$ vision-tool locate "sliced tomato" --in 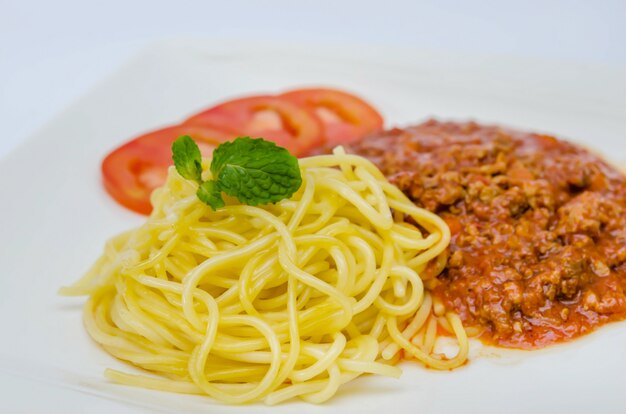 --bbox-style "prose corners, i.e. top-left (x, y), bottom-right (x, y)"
top-left (279, 88), bottom-right (384, 147)
top-left (102, 125), bottom-right (233, 215)
top-left (184, 95), bottom-right (324, 156)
